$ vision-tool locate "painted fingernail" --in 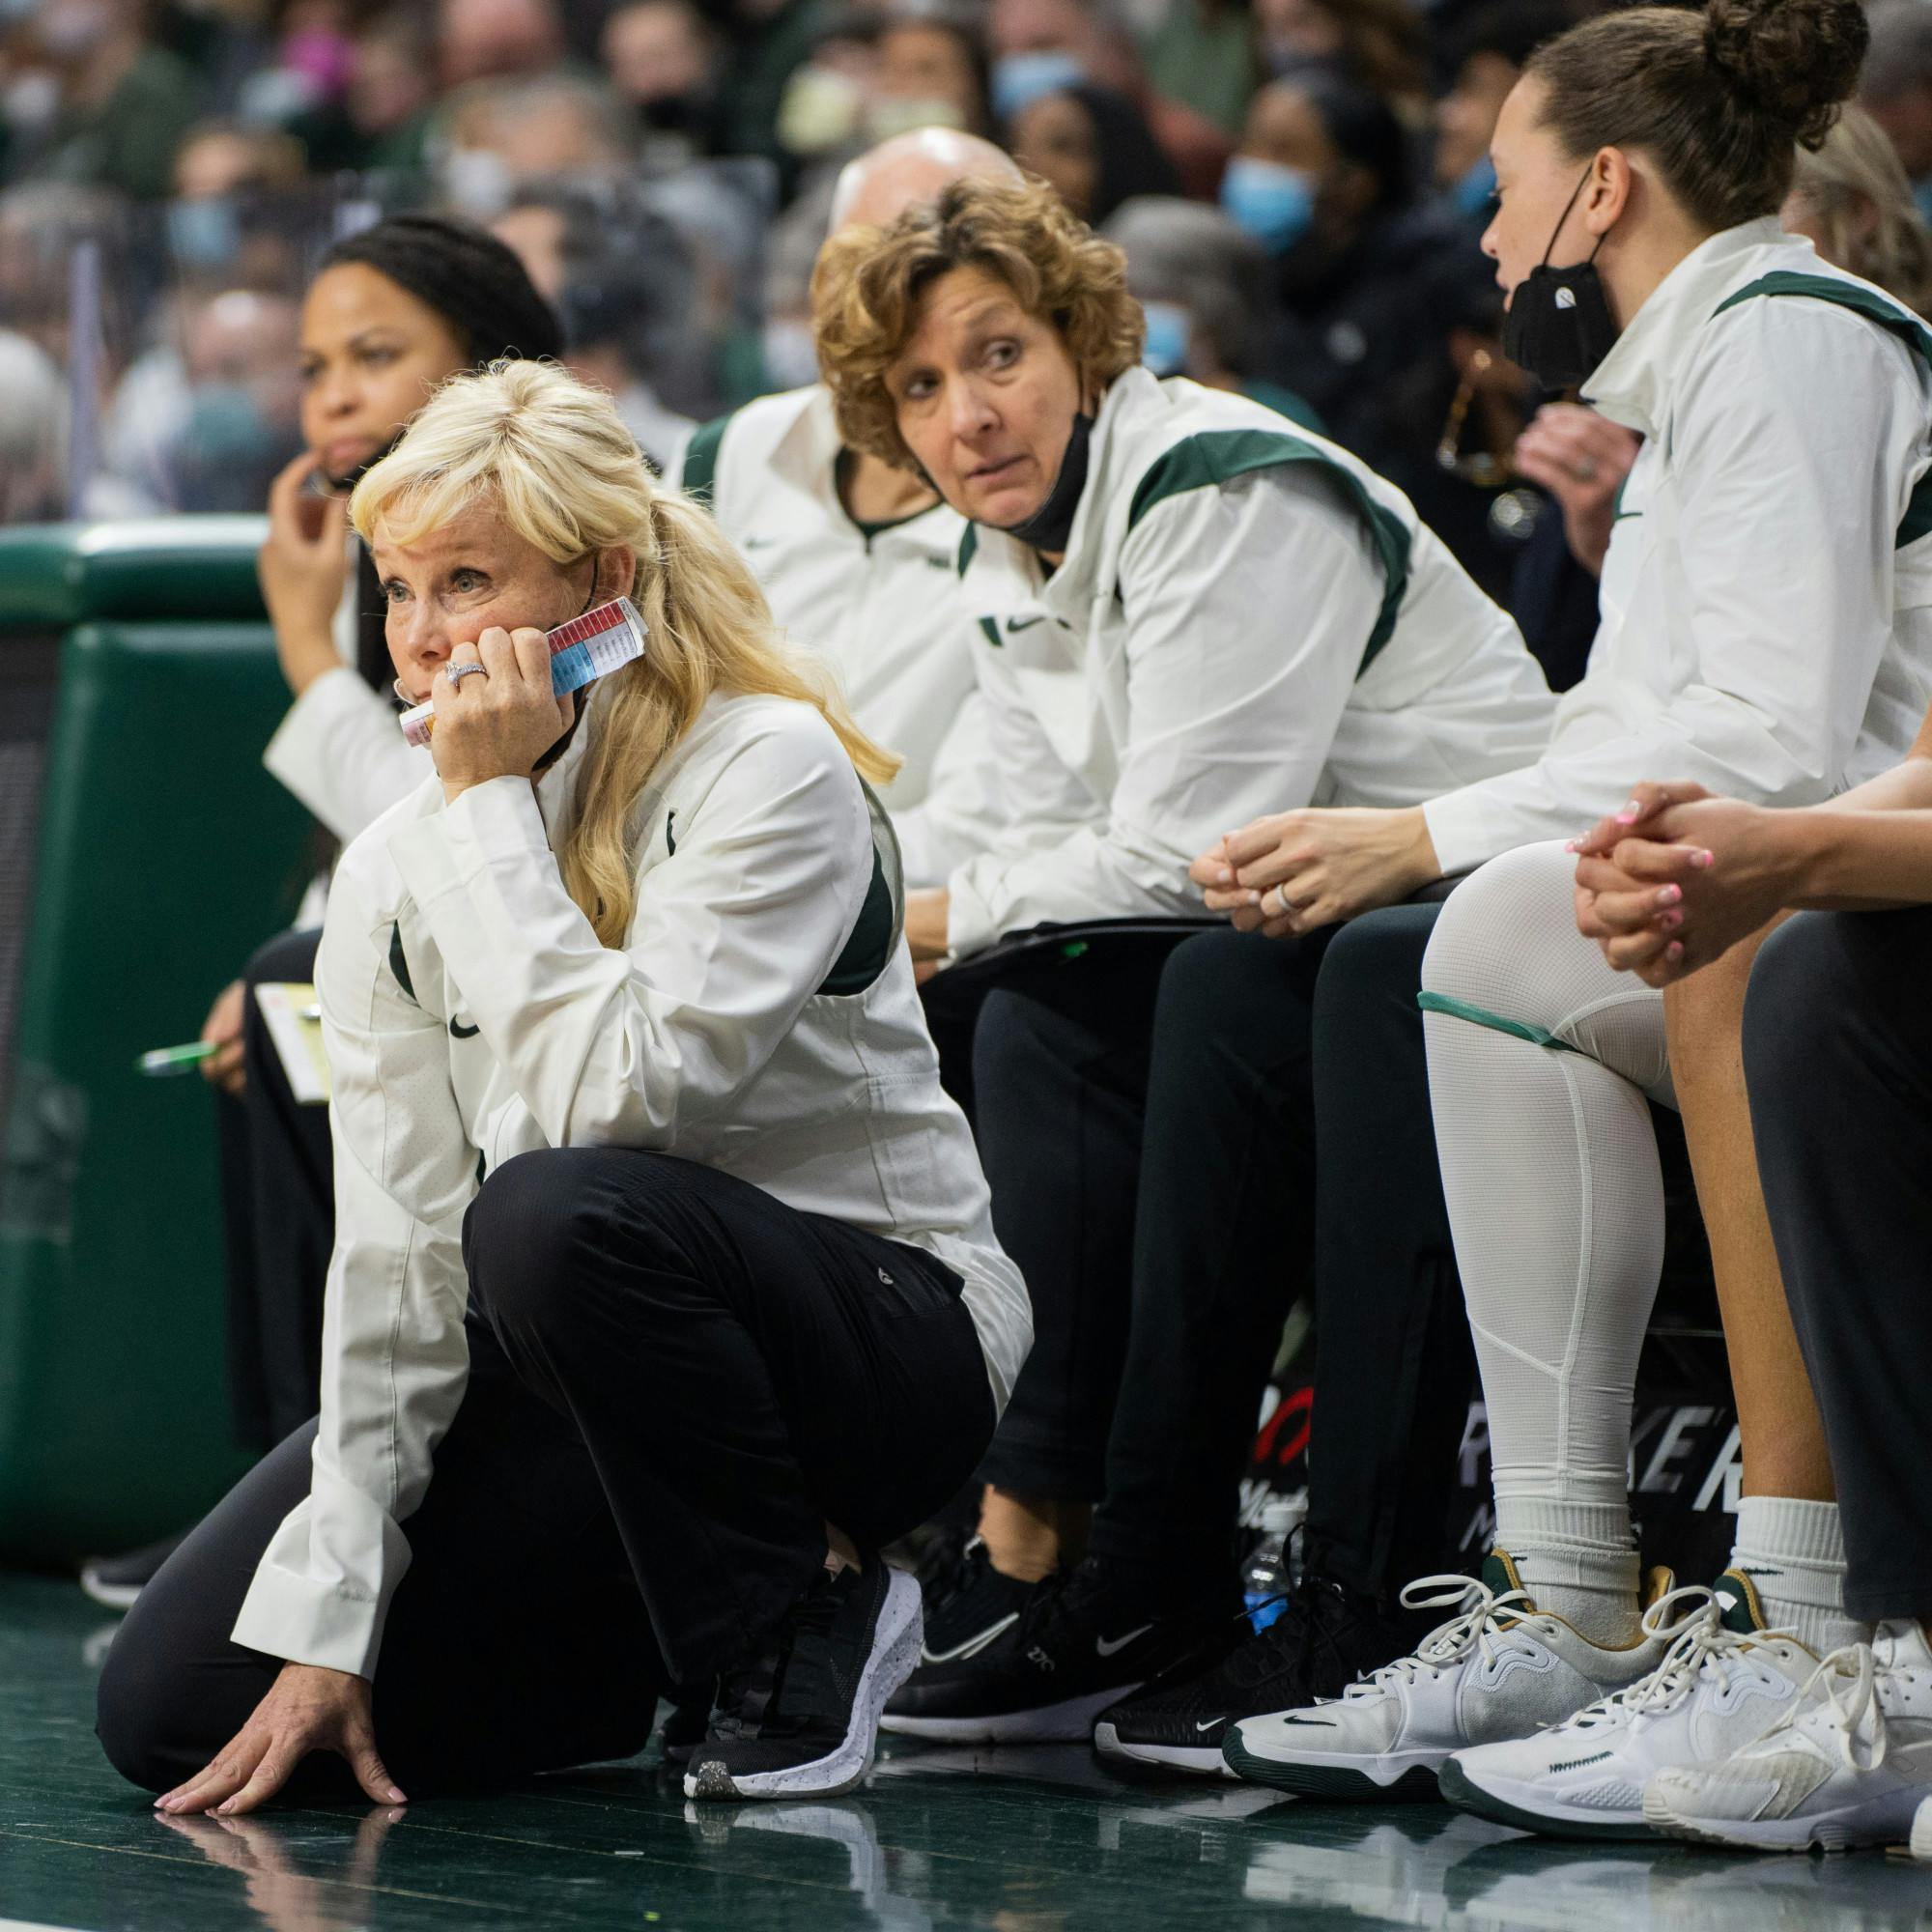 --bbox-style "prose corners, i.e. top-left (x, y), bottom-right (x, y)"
top-left (1658, 885), bottom-right (1682, 906)
top-left (1246, 891), bottom-right (1262, 905)
top-left (1661, 910), bottom-right (1683, 930)
top-left (1667, 941), bottom-right (1685, 960)
top-left (1694, 849), bottom-right (1715, 868)
top-left (1564, 840), bottom-right (1579, 854)
top-left (387, 1787), bottom-right (407, 1803)
top-left (1215, 867), bottom-right (1233, 885)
